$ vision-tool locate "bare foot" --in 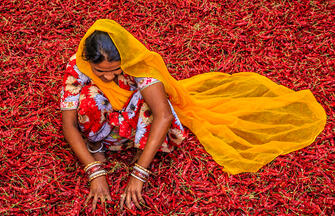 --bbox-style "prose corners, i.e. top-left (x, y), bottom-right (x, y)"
top-left (130, 149), bottom-right (143, 164)
top-left (93, 151), bottom-right (107, 163)
top-left (86, 140), bottom-right (107, 163)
